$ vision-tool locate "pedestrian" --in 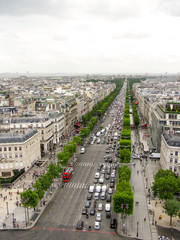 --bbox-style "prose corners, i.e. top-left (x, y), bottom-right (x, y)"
top-left (155, 201), bottom-right (157, 207)
top-left (155, 220), bottom-right (157, 226)
top-left (144, 217), bottom-right (146, 221)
